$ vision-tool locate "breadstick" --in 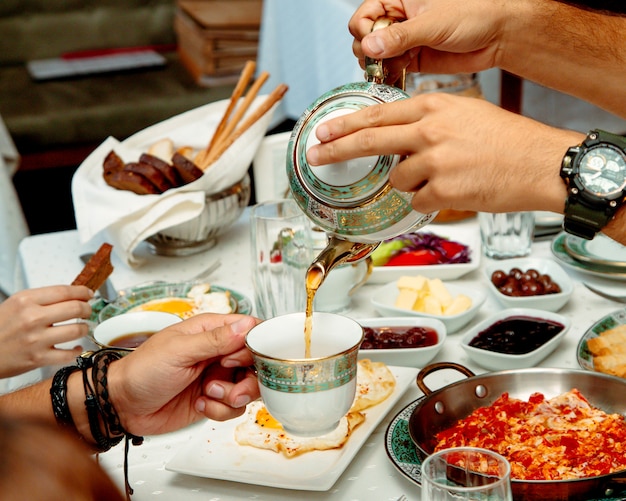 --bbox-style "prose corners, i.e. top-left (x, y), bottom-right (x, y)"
top-left (203, 83), bottom-right (289, 168)
top-left (201, 71), bottom-right (270, 169)
top-left (195, 60), bottom-right (256, 166)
